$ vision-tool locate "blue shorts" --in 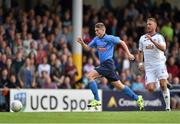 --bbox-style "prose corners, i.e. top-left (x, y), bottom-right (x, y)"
top-left (95, 59), bottom-right (120, 82)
